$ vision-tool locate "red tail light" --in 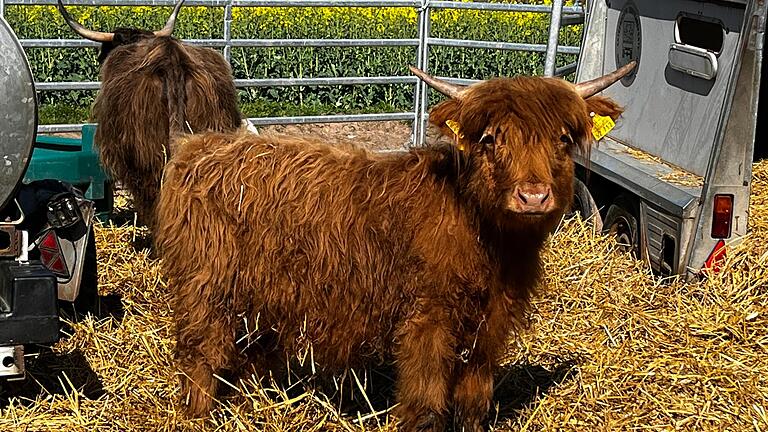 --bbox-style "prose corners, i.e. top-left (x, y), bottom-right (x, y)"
top-left (711, 194), bottom-right (733, 238)
top-left (702, 239), bottom-right (727, 275)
